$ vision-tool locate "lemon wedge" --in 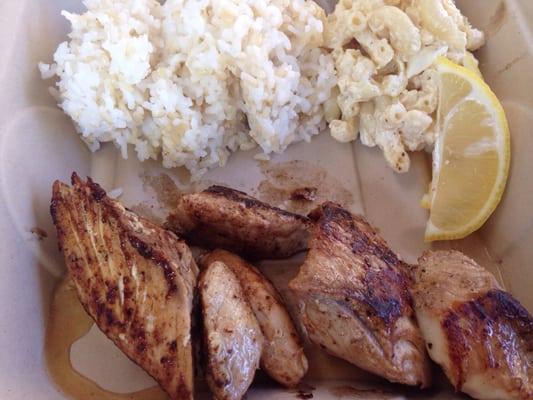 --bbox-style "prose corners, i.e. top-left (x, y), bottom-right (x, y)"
top-left (424, 57), bottom-right (510, 242)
